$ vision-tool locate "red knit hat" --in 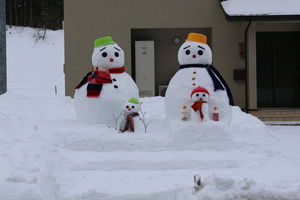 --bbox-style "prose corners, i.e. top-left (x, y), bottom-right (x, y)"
top-left (191, 86), bottom-right (210, 97)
